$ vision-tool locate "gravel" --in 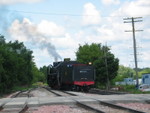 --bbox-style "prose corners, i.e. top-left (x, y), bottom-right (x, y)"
top-left (32, 105), bottom-right (93, 113)
top-left (117, 103), bottom-right (150, 113)
top-left (85, 103), bottom-right (129, 113)
top-left (30, 87), bottom-right (56, 97)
